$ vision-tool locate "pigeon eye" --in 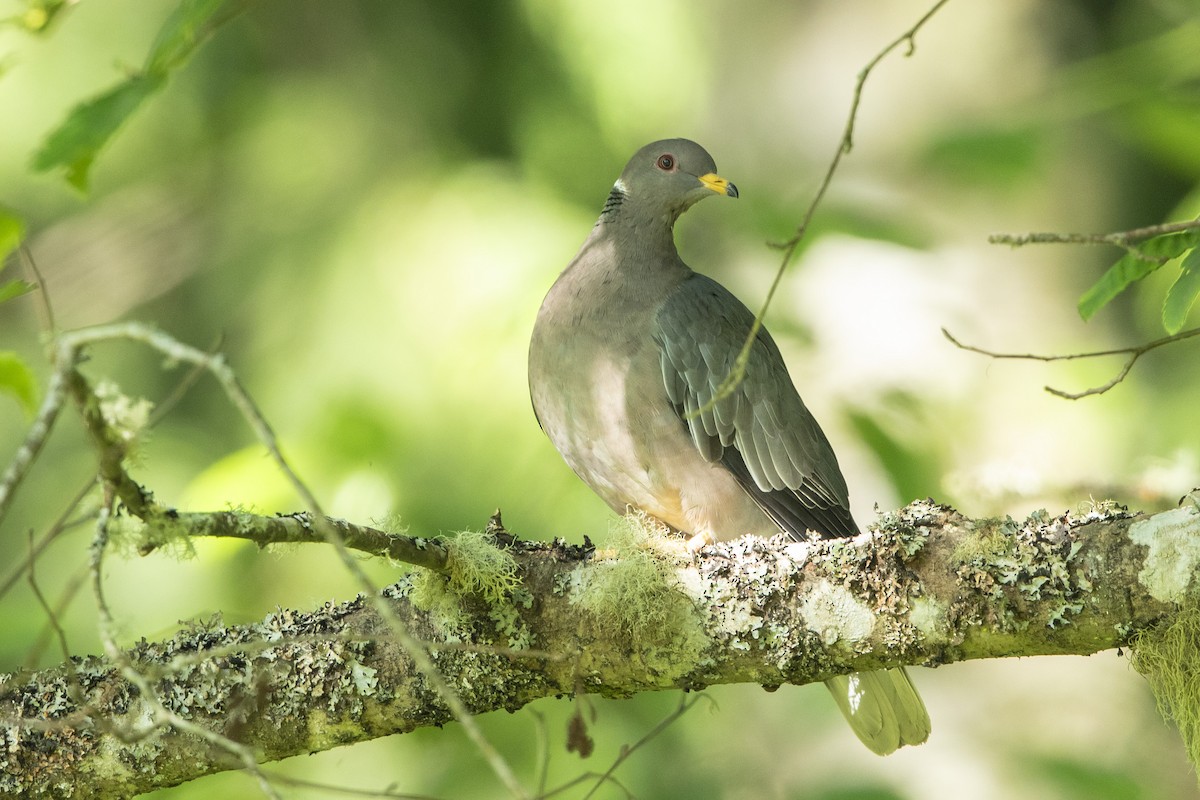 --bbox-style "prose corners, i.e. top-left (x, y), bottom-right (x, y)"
top-left (656, 154), bottom-right (675, 171)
